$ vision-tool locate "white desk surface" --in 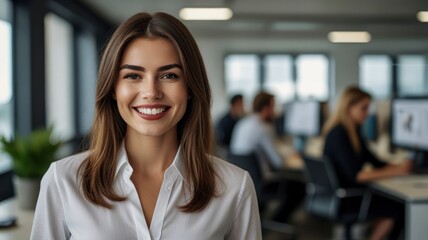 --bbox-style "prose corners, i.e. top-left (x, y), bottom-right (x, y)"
top-left (0, 198), bottom-right (34, 240)
top-left (371, 174), bottom-right (428, 203)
